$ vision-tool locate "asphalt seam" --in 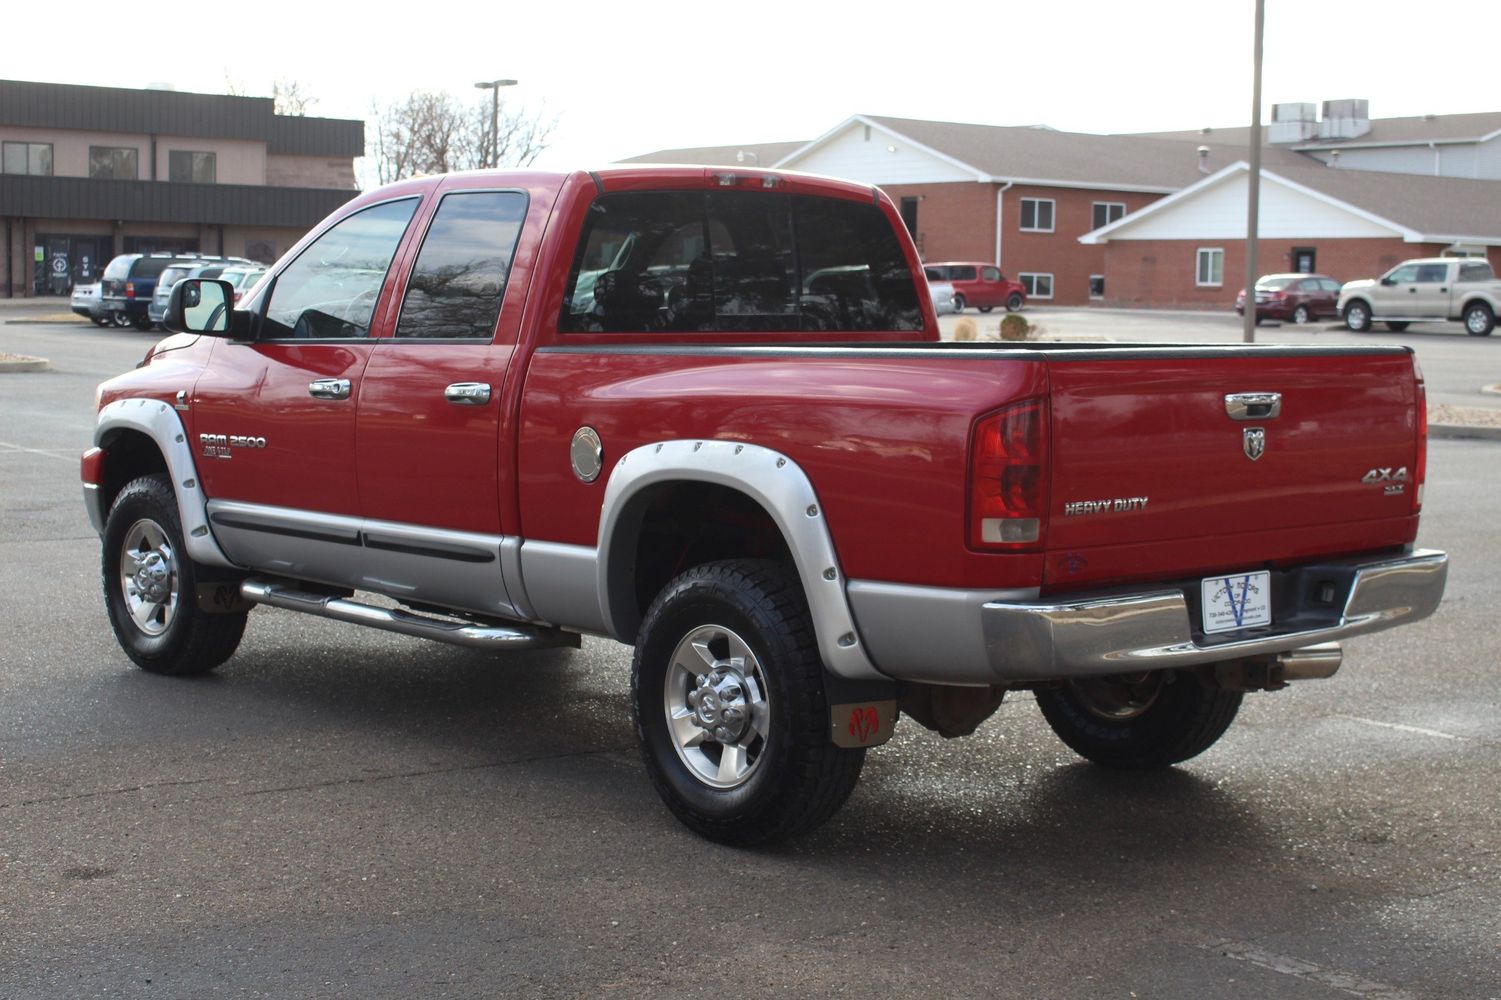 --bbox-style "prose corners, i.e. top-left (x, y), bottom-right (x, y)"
top-left (0, 746), bottom-right (638, 811)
